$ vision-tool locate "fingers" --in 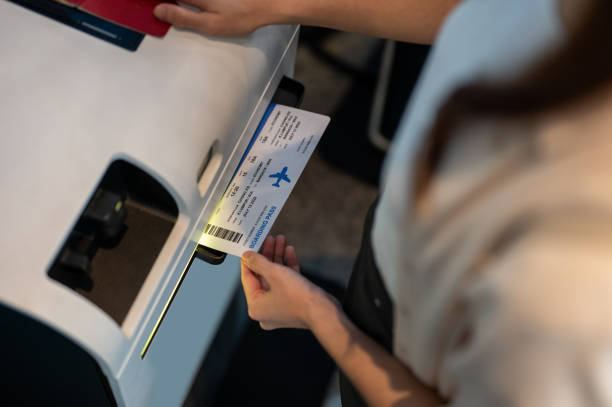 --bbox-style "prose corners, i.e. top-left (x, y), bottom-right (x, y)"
top-left (259, 321), bottom-right (273, 331)
top-left (240, 259), bottom-right (263, 303)
top-left (260, 235), bottom-right (300, 271)
top-left (174, 0), bottom-right (206, 8)
top-left (285, 245), bottom-right (300, 273)
top-left (154, 3), bottom-right (218, 33)
top-left (242, 251), bottom-right (276, 277)
top-left (154, 4), bottom-right (198, 28)
top-left (261, 235), bottom-right (275, 261)
top-left (257, 274), bottom-right (271, 291)
top-left (274, 235), bottom-right (286, 264)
